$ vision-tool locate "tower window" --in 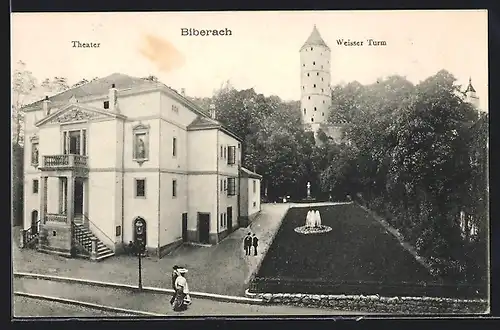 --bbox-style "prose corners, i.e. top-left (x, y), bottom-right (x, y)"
top-left (313, 61), bottom-right (315, 65)
top-left (303, 64), bottom-right (305, 67)
top-left (308, 96), bottom-right (310, 100)
top-left (321, 65), bottom-right (323, 69)
top-left (313, 84), bottom-right (316, 88)
top-left (302, 86), bottom-right (305, 89)
top-left (322, 113), bottom-right (325, 116)
top-left (314, 107), bottom-right (317, 111)
top-left (311, 47), bottom-right (313, 51)
top-left (322, 89), bottom-right (324, 92)
top-left (307, 73), bottom-right (310, 77)
top-left (322, 78), bottom-right (324, 81)
top-left (323, 100), bottom-right (325, 104)
top-left (317, 72), bottom-right (319, 76)
top-left (311, 118), bottom-right (314, 122)
top-left (303, 109), bottom-right (306, 115)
